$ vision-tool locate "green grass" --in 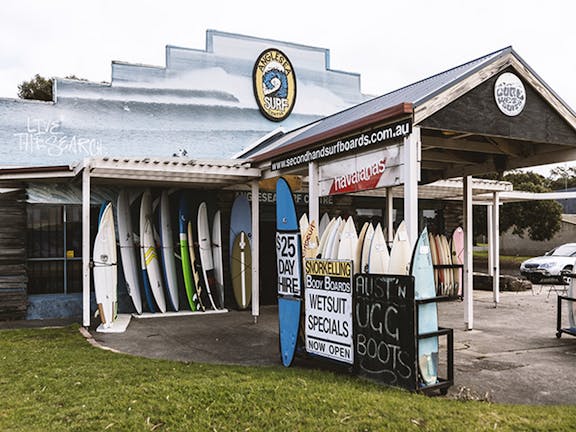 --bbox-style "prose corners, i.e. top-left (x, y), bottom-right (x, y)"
top-left (473, 249), bottom-right (531, 265)
top-left (2, 326), bottom-right (575, 431)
